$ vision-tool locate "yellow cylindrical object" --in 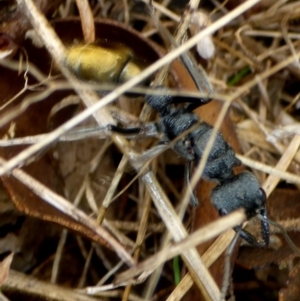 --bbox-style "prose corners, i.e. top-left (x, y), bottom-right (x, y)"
top-left (66, 44), bottom-right (133, 83)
